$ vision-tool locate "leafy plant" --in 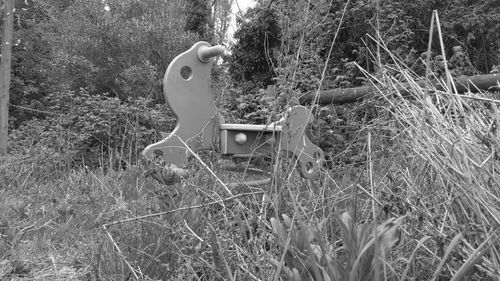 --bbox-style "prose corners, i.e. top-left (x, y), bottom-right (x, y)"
top-left (270, 212), bottom-right (402, 281)
top-left (9, 0), bottom-right (203, 129)
top-left (9, 89), bottom-right (173, 172)
top-left (222, 82), bottom-right (276, 124)
top-left (228, 6), bottom-right (281, 87)
top-left (184, 0), bottom-right (213, 41)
